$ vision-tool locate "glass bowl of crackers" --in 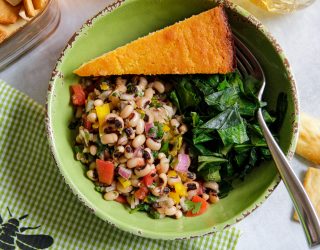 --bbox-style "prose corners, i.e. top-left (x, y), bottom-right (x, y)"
top-left (0, 0), bottom-right (60, 70)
